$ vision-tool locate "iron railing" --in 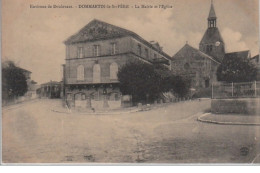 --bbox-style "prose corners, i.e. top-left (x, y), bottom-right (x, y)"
top-left (212, 81), bottom-right (260, 99)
